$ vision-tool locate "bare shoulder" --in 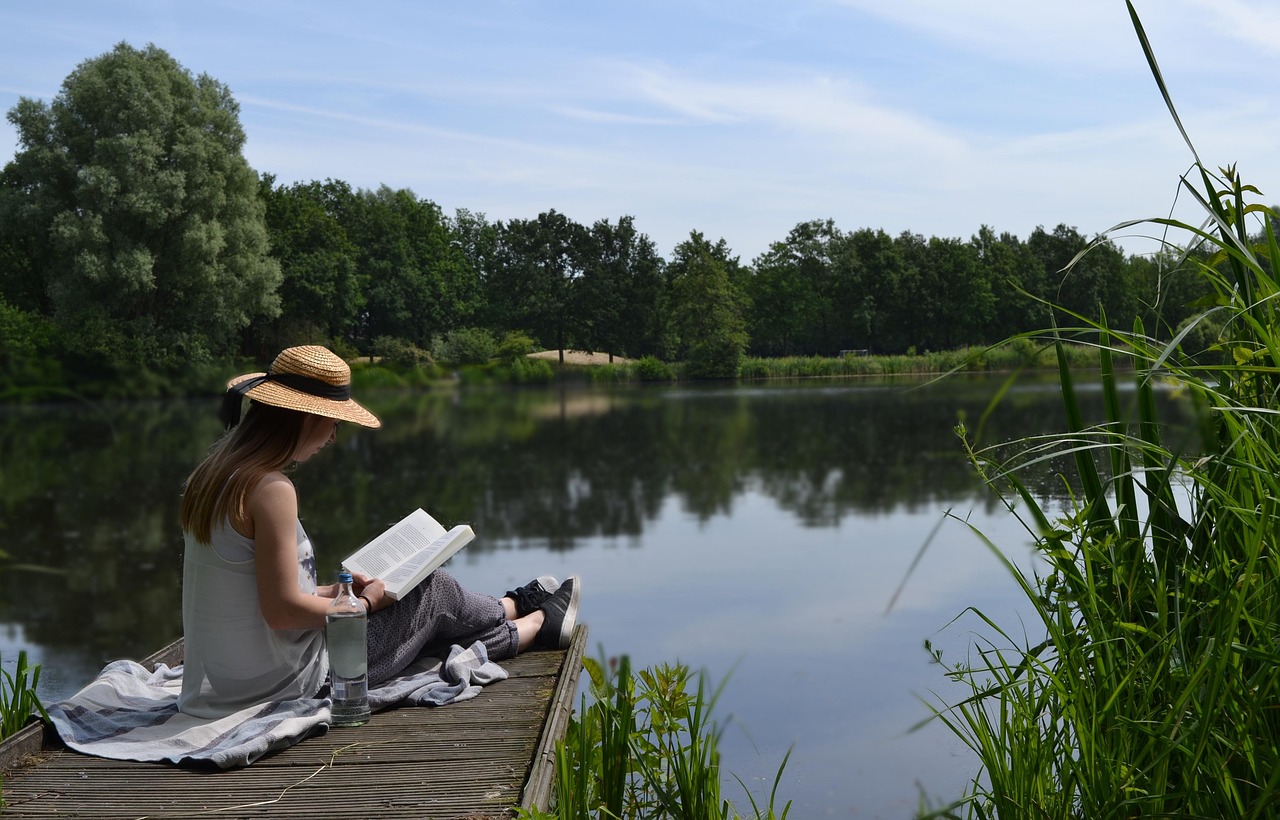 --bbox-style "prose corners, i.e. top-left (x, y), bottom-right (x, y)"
top-left (247, 471), bottom-right (298, 520)
top-left (253, 471), bottom-right (296, 497)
